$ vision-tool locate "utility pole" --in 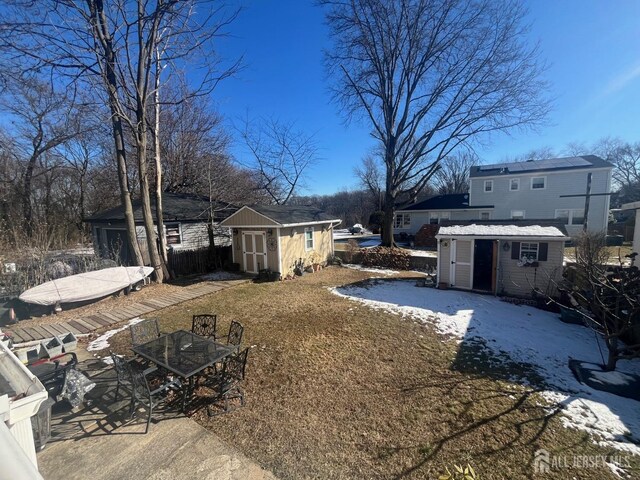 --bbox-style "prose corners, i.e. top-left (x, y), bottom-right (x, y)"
top-left (559, 173), bottom-right (612, 232)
